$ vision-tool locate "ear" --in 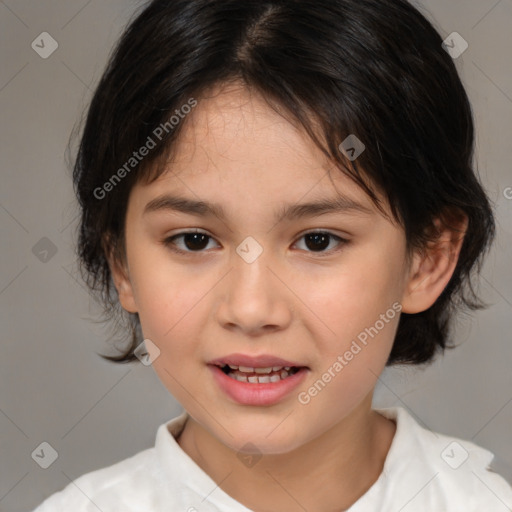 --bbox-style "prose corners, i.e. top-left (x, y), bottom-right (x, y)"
top-left (401, 212), bottom-right (468, 314)
top-left (103, 235), bottom-right (138, 314)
